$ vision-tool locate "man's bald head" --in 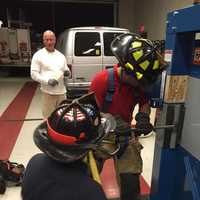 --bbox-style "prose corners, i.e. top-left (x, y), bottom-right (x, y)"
top-left (43, 30), bottom-right (56, 52)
